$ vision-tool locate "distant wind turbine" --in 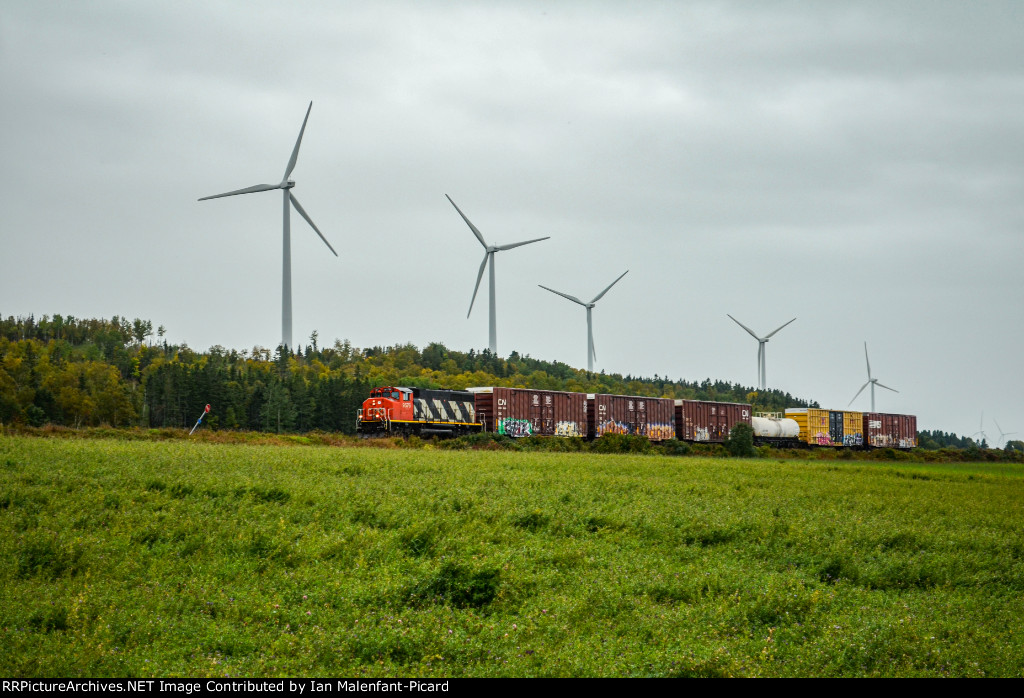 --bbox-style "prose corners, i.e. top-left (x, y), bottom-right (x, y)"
top-left (539, 270), bottom-right (628, 372)
top-left (199, 102), bottom-right (337, 350)
top-left (727, 315), bottom-right (796, 390)
top-left (446, 195), bottom-right (549, 354)
top-left (848, 342), bottom-right (898, 412)
top-left (994, 420), bottom-right (1017, 448)
top-left (973, 412), bottom-right (989, 447)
